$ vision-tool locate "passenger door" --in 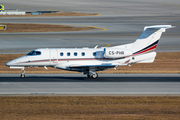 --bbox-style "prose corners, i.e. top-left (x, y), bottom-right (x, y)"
top-left (50, 49), bottom-right (58, 65)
